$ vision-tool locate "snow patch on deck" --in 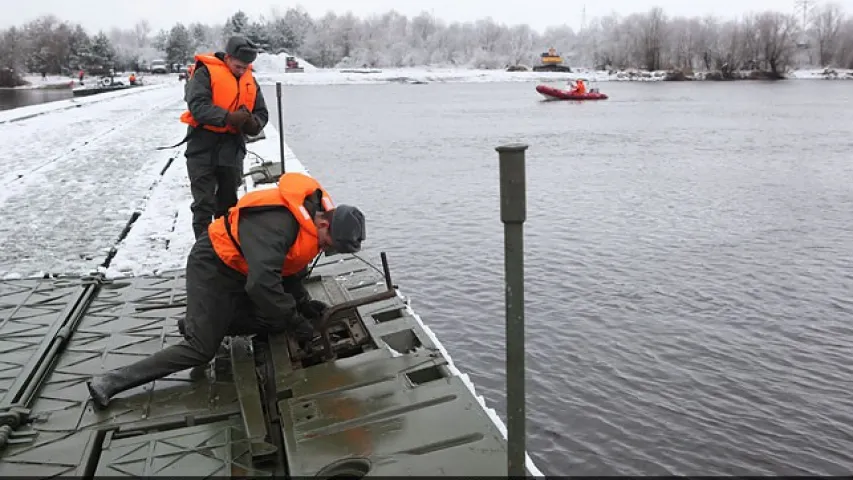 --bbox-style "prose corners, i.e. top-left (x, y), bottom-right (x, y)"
top-left (104, 124), bottom-right (307, 278)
